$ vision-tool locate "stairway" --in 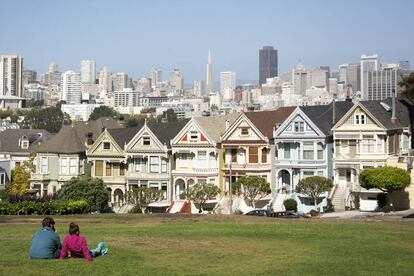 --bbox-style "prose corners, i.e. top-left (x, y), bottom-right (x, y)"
top-left (331, 186), bottom-right (347, 211)
top-left (272, 193), bottom-right (289, 211)
top-left (168, 200), bottom-right (187, 213)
